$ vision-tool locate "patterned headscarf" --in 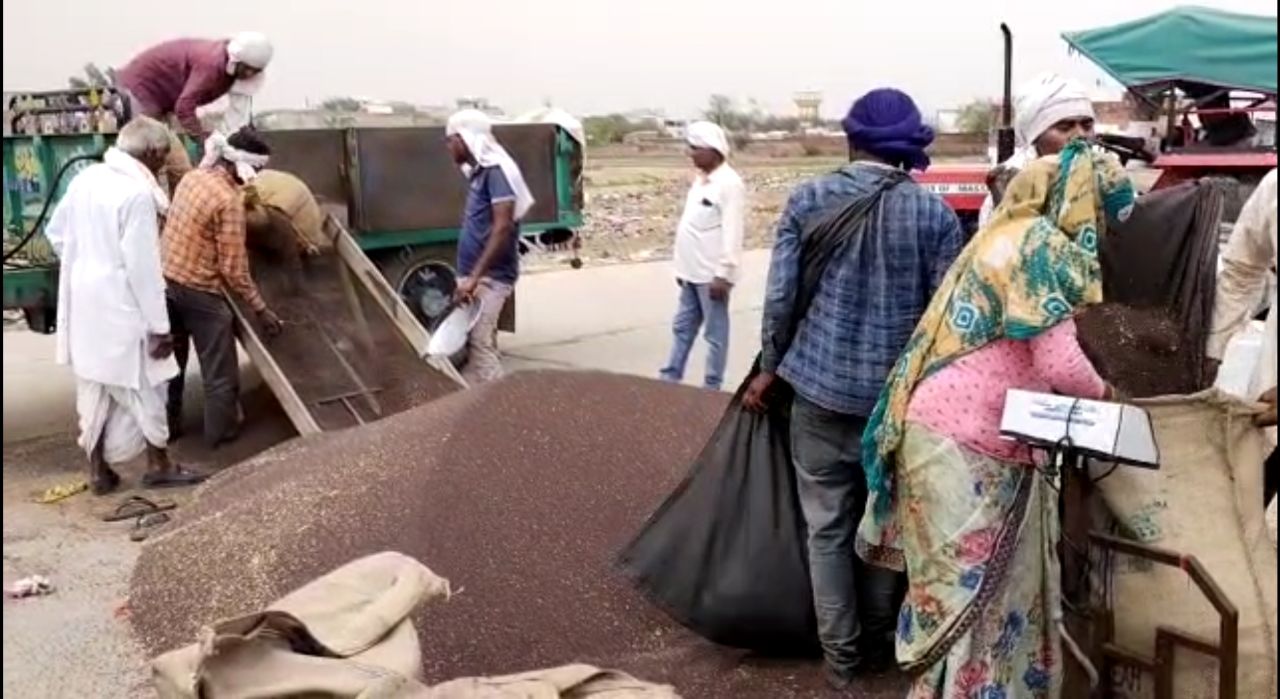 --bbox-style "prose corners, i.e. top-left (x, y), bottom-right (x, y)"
top-left (862, 140), bottom-right (1135, 505)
